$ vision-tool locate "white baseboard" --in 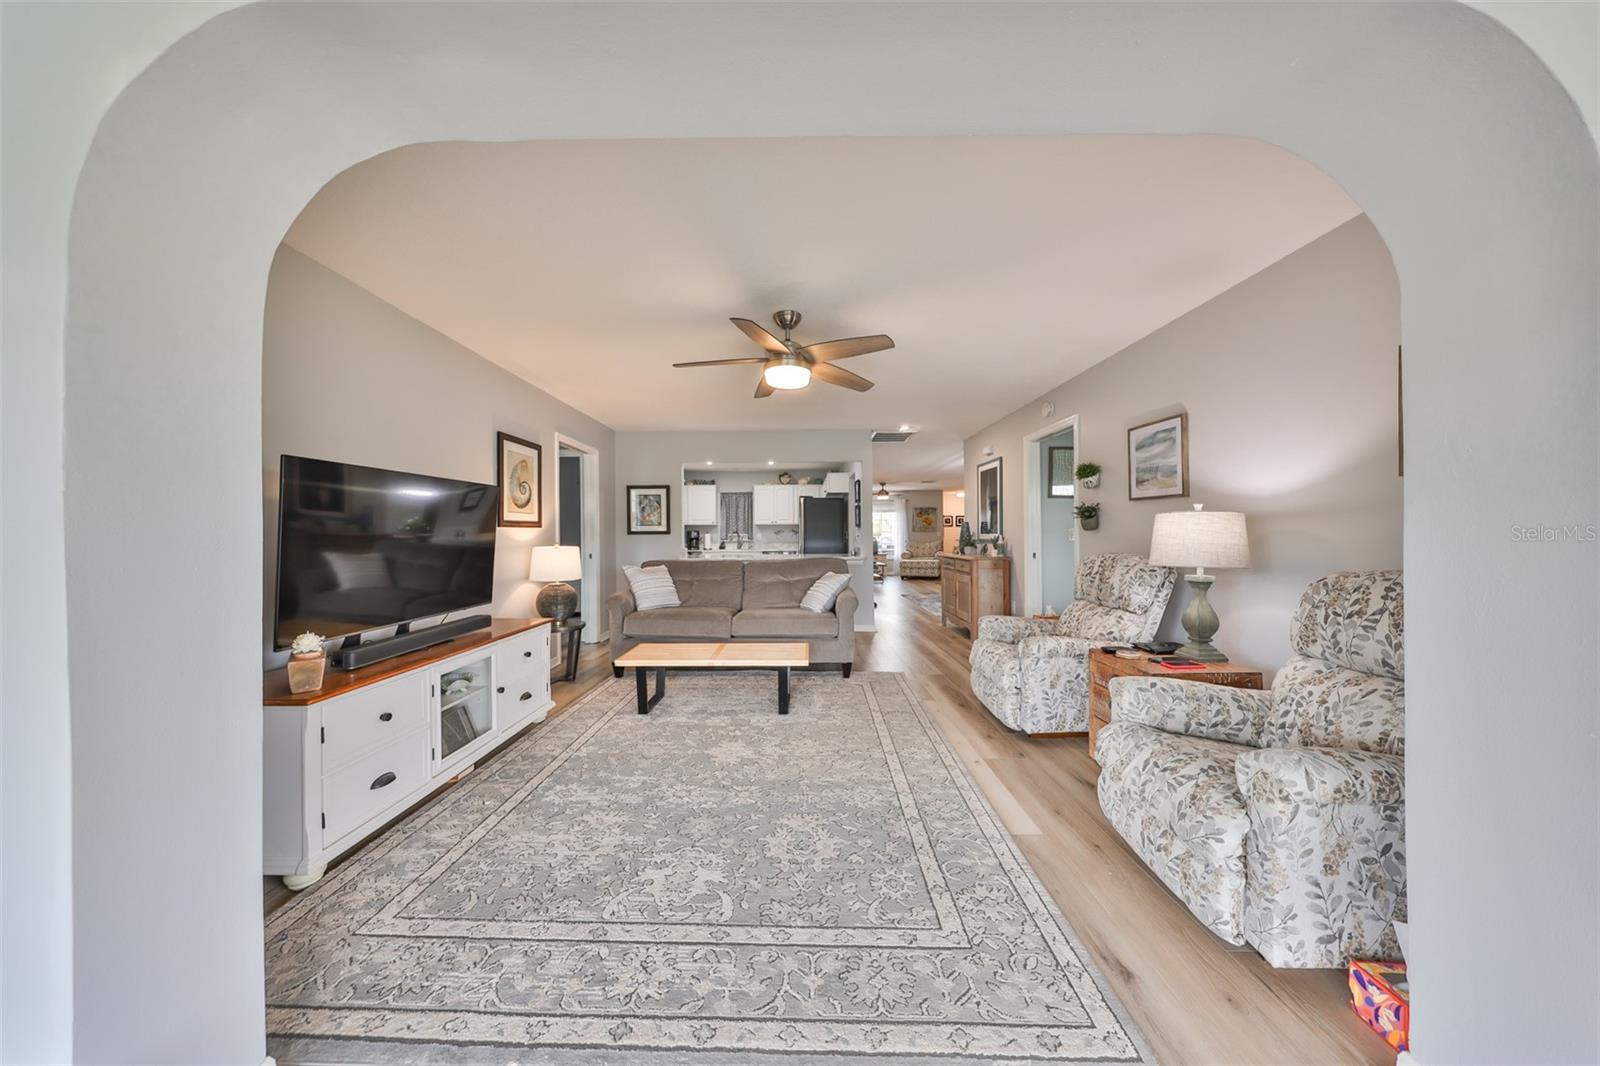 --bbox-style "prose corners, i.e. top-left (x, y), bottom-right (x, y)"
top-left (856, 624), bottom-right (877, 632)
